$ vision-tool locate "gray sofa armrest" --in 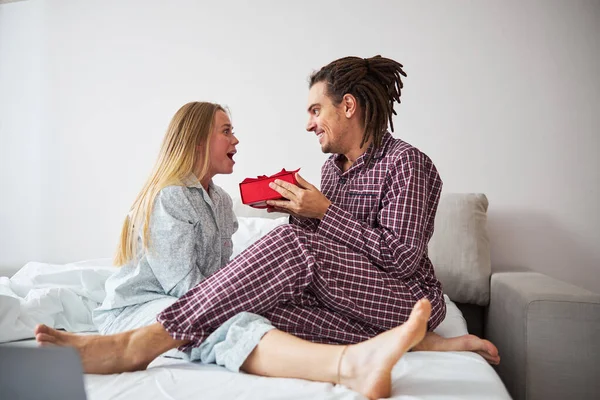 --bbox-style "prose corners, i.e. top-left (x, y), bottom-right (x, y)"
top-left (486, 272), bottom-right (600, 400)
